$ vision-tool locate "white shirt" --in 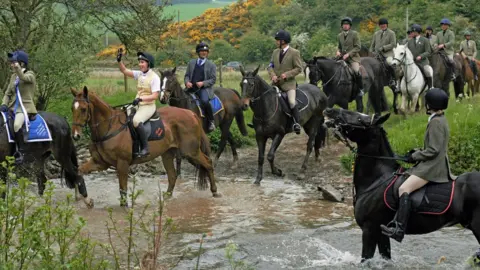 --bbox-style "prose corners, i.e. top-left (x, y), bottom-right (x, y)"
top-left (428, 113), bottom-right (437, 122)
top-left (132, 69), bottom-right (161, 93)
top-left (197, 58), bottom-right (206, 66)
top-left (415, 36), bottom-right (421, 43)
top-left (282, 45), bottom-right (290, 54)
